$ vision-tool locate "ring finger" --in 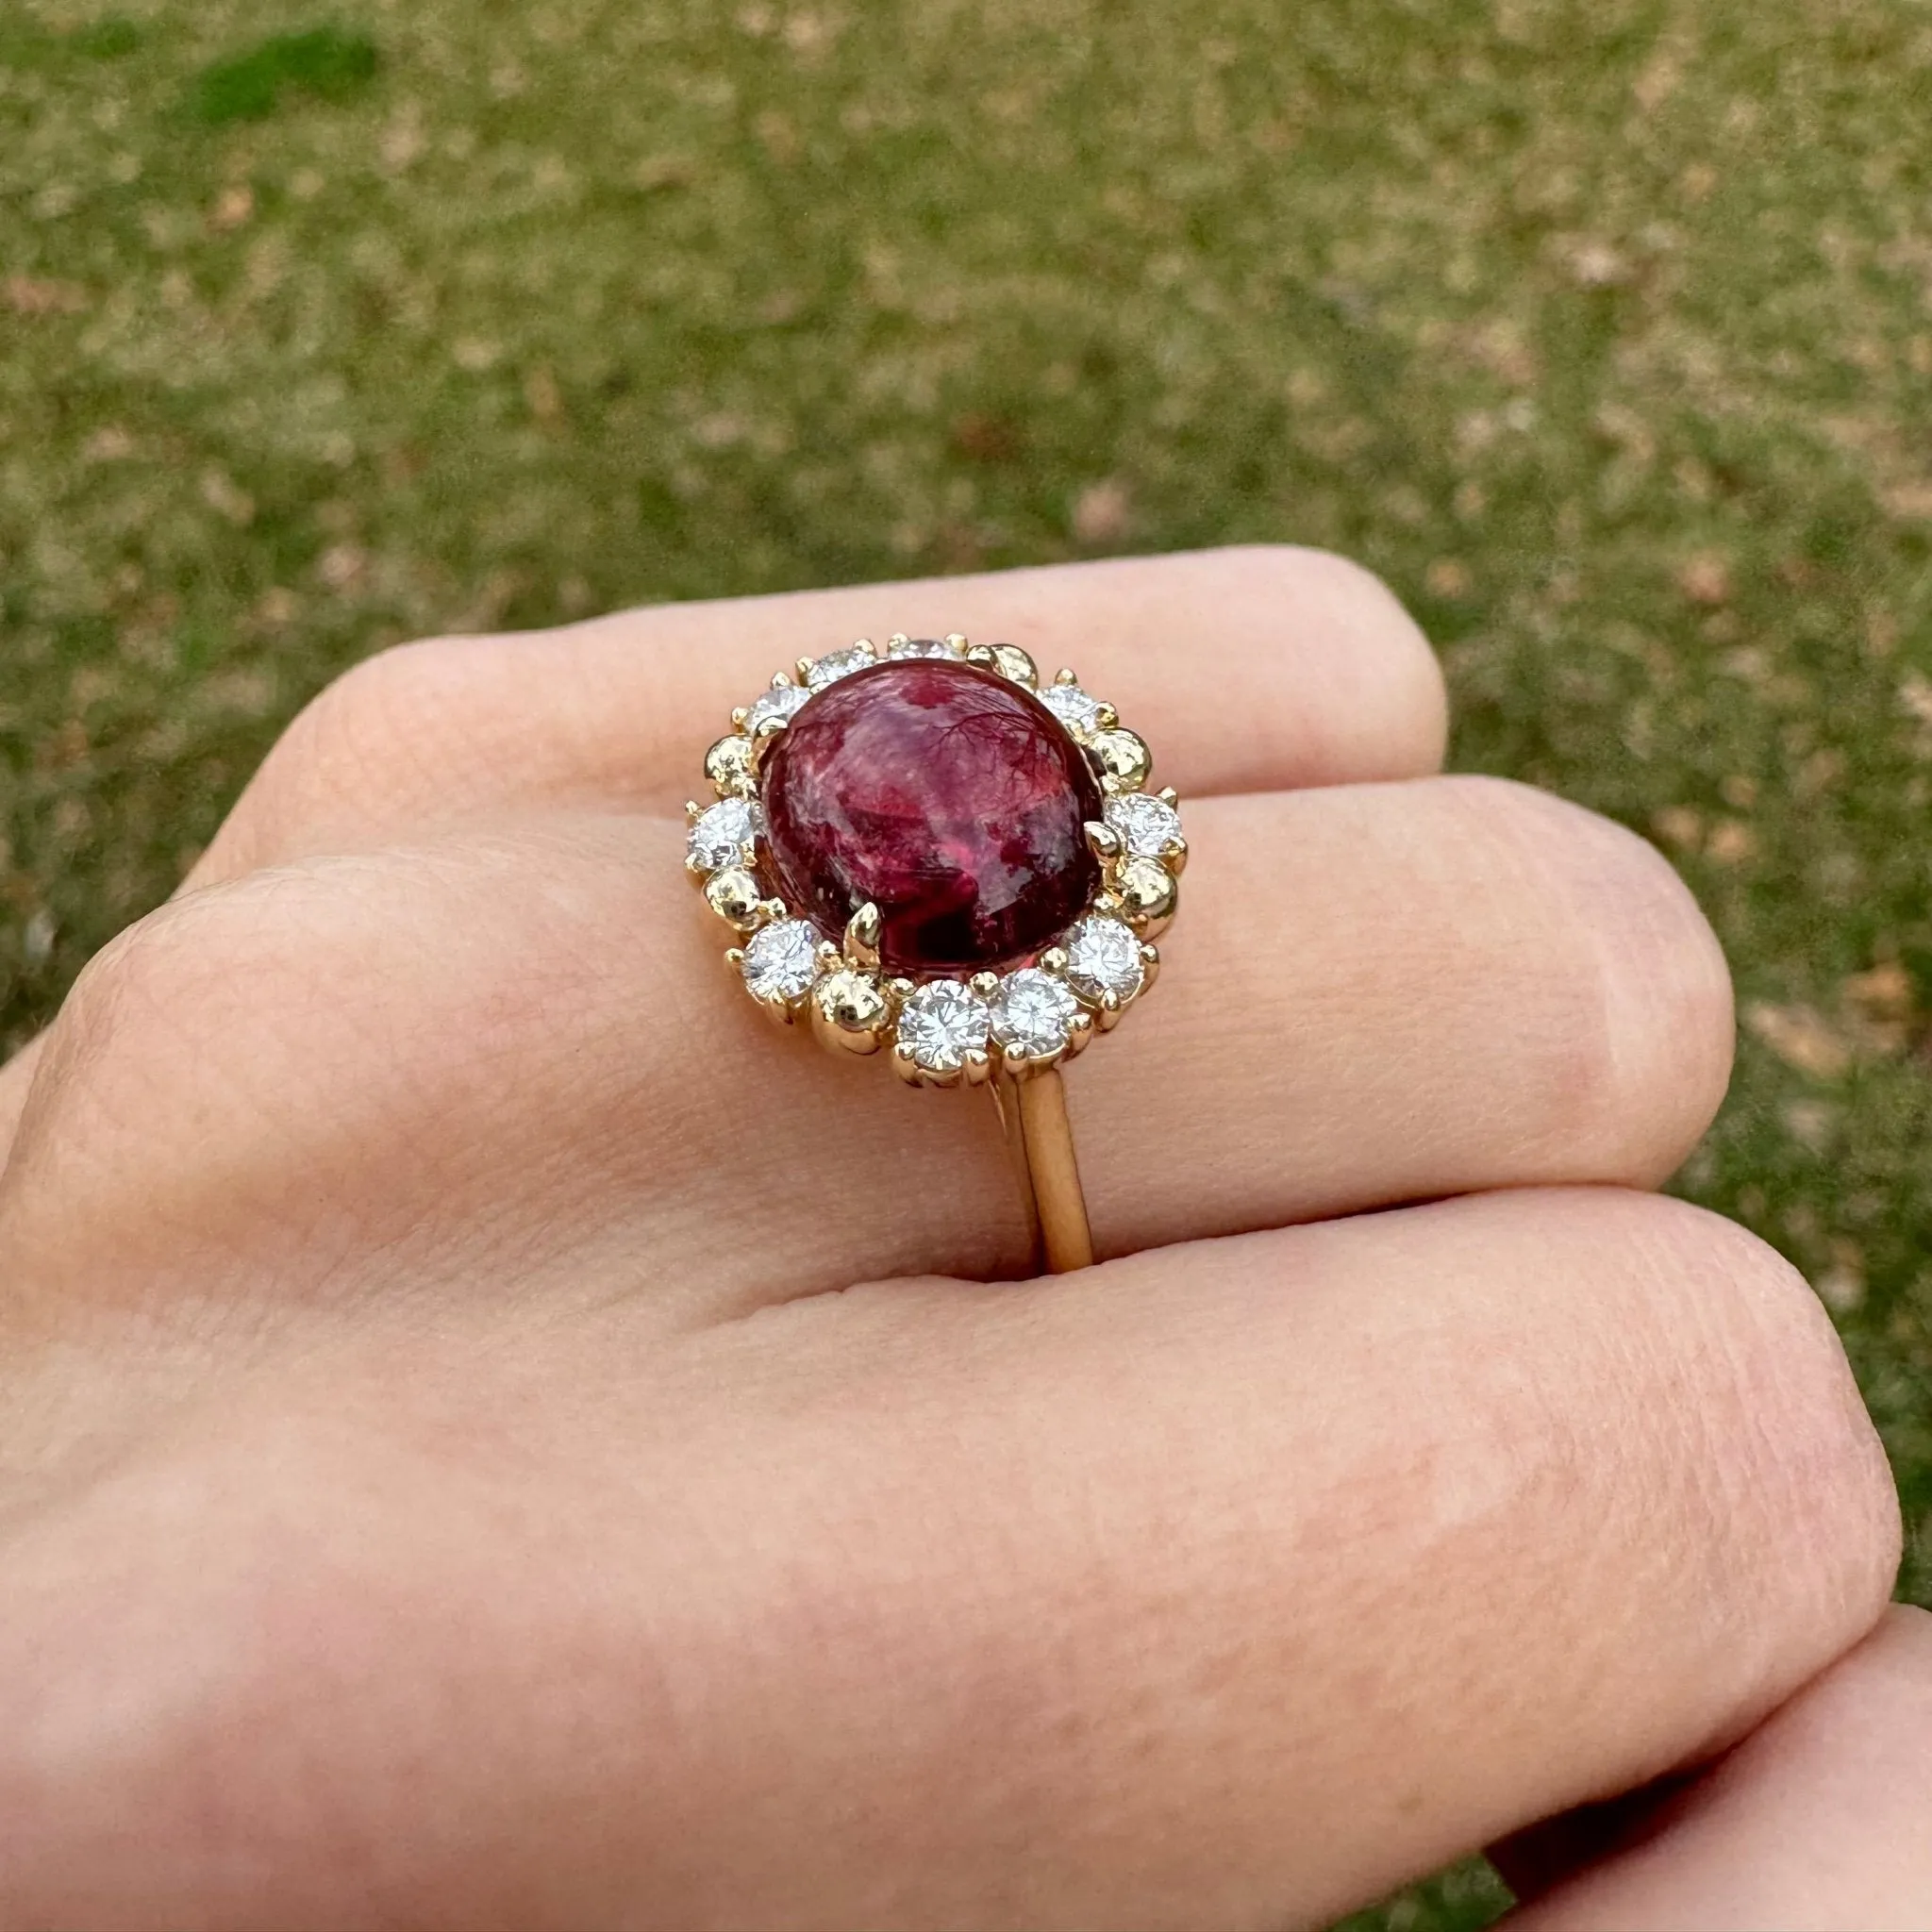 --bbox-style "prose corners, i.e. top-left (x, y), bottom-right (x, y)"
top-left (3, 775), bottom-right (1730, 1332)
